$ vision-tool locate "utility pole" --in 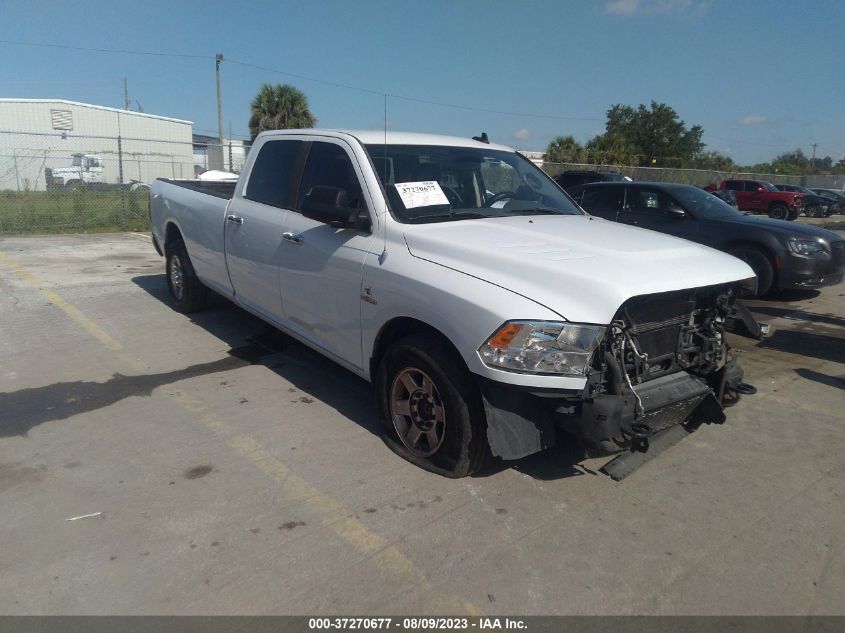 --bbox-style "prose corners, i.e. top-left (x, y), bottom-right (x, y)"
top-left (811, 143), bottom-right (818, 165)
top-left (215, 54), bottom-right (224, 145)
top-left (123, 77), bottom-right (130, 110)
